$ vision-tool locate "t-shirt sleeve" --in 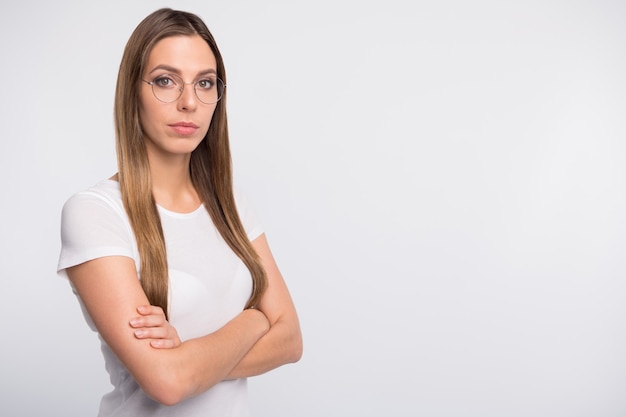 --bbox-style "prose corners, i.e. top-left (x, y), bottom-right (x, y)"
top-left (57, 192), bottom-right (135, 279)
top-left (234, 188), bottom-right (264, 241)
